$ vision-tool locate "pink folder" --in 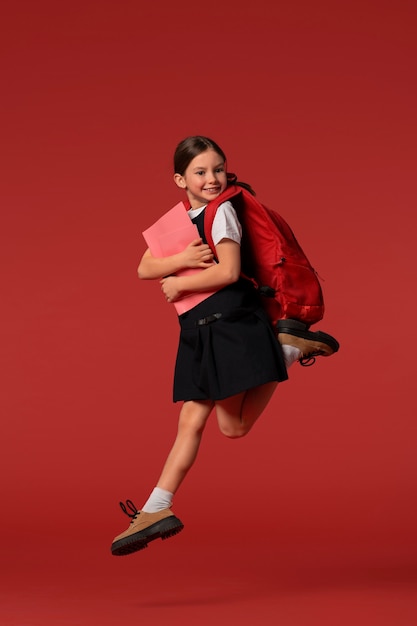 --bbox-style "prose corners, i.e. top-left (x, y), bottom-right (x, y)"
top-left (142, 202), bottom-right (217, 315)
